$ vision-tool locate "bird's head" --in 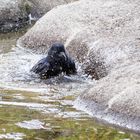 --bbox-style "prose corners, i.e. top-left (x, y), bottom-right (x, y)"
top-left (48, 43), bottom-right (67, 61)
